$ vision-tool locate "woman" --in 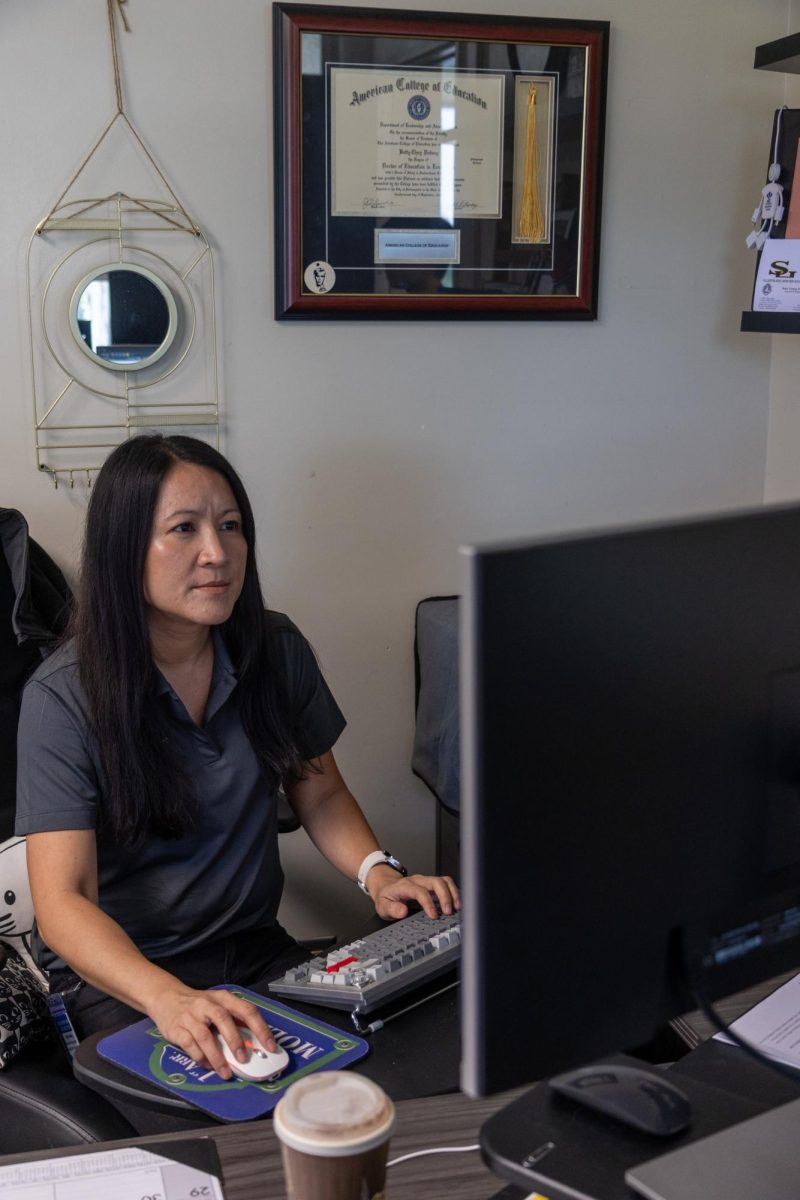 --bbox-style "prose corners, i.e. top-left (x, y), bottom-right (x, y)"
top-left (15, 435), bottom-right (458, 1081)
